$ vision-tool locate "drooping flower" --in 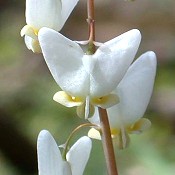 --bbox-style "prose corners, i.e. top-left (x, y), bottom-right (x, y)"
top-left (37, 130), bottom-right (92, 175)
top-left (20, 0), bottom-right (79, 53)
top-left (38, 27), bottom-right (141, 118)
top-left (88, 51), bottom-right (157, 149)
